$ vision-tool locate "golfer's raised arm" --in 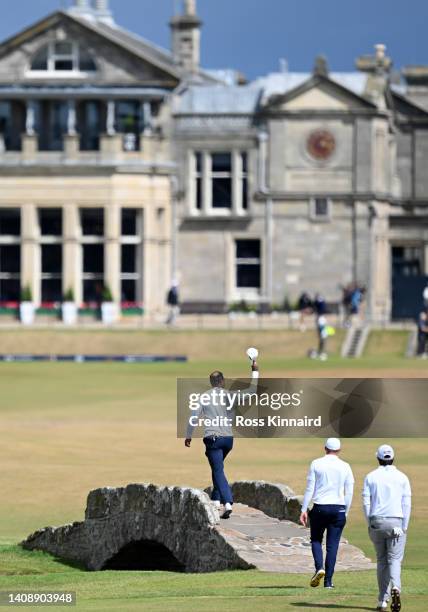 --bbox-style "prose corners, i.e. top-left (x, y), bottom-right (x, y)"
top-left (239, 359), bottom-right (259, 397)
